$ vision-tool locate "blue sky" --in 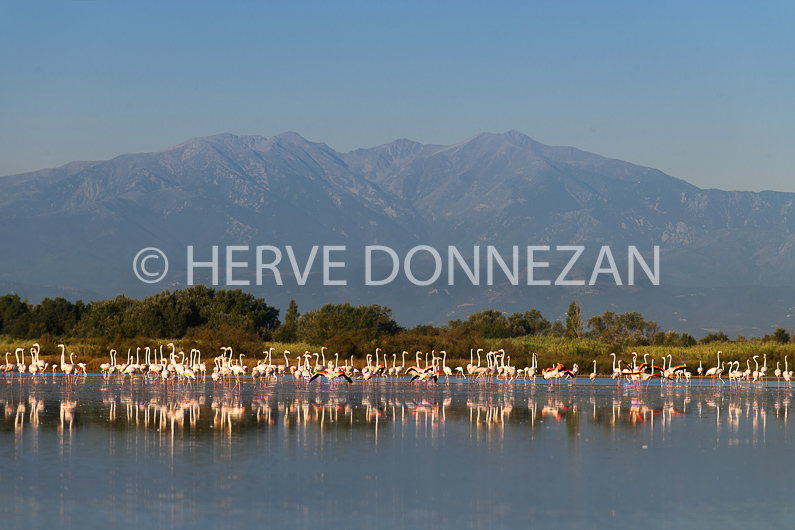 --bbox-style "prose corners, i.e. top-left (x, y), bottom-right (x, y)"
top-left (1, 1), bottom-right (793, 192)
